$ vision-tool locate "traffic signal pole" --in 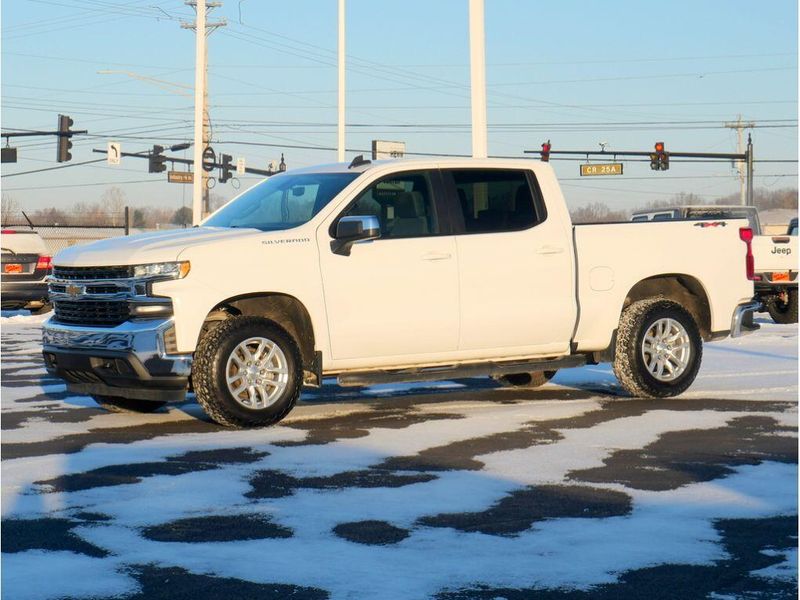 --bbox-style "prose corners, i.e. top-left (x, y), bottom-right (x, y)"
top-left (525, 141), bottom-right (756, 206)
